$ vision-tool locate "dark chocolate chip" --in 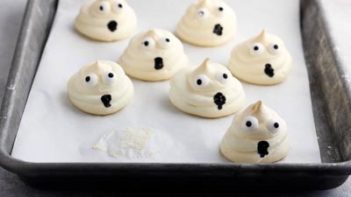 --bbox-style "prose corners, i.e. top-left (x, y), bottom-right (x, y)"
top-left (108, 73), bottom-right (114, 78)
top-left (213, 92), bottom-right (226, 110)
top-left (107, 20), bottom-right (118, 32)
top-left (197, 79), bottom-right (202, 86)
top-left (101, 94), bottom-right (112, 108)
top-left (154, 57), bottom-right (164, 70)
top-left (274, 122), bottom-right (279, 128)
top-left (85, 76), bottom-right (91, 82)
top-left (213, 24), bottom-right (223, 36)
top-left (223, 73), bottom-right (228, 79)
top-left (264, 63), bottom-right (275, 78)
top-left (257, 141), bottom-right (270, 158)
top-left (246, 121), bottom-right (252, 127)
